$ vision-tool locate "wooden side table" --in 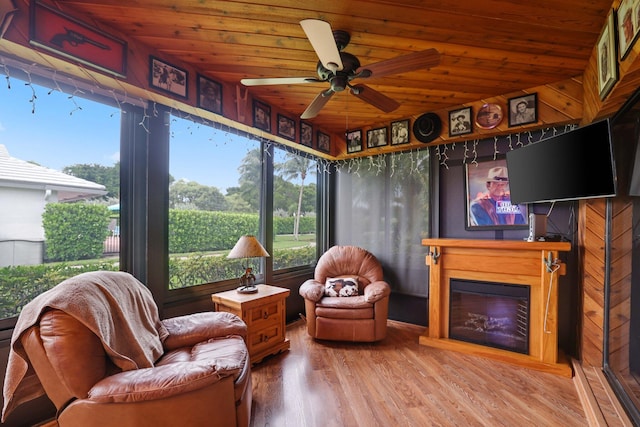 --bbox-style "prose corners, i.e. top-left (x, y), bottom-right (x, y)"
top-left (211, 284), bottom-right (290, 364)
